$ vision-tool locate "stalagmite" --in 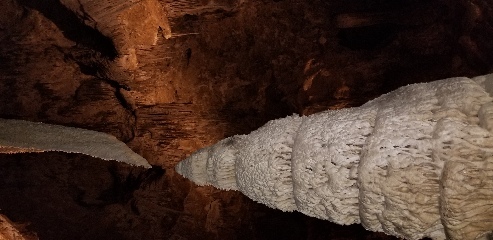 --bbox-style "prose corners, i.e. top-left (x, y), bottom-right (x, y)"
top-left (0, 118), bottom-right (151, 168)
top-left (176, 73), bottom-right (493, 240)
